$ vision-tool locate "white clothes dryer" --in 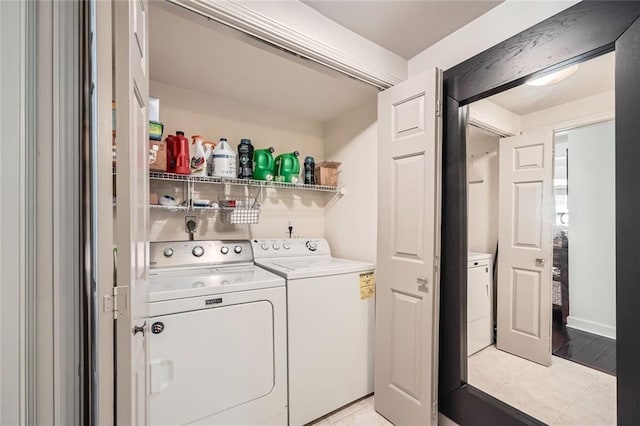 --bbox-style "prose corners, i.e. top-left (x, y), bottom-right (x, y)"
top-left (252, 238), bottom-right (375, 426)
top-left (148, 240), bottom-right (287, 425)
